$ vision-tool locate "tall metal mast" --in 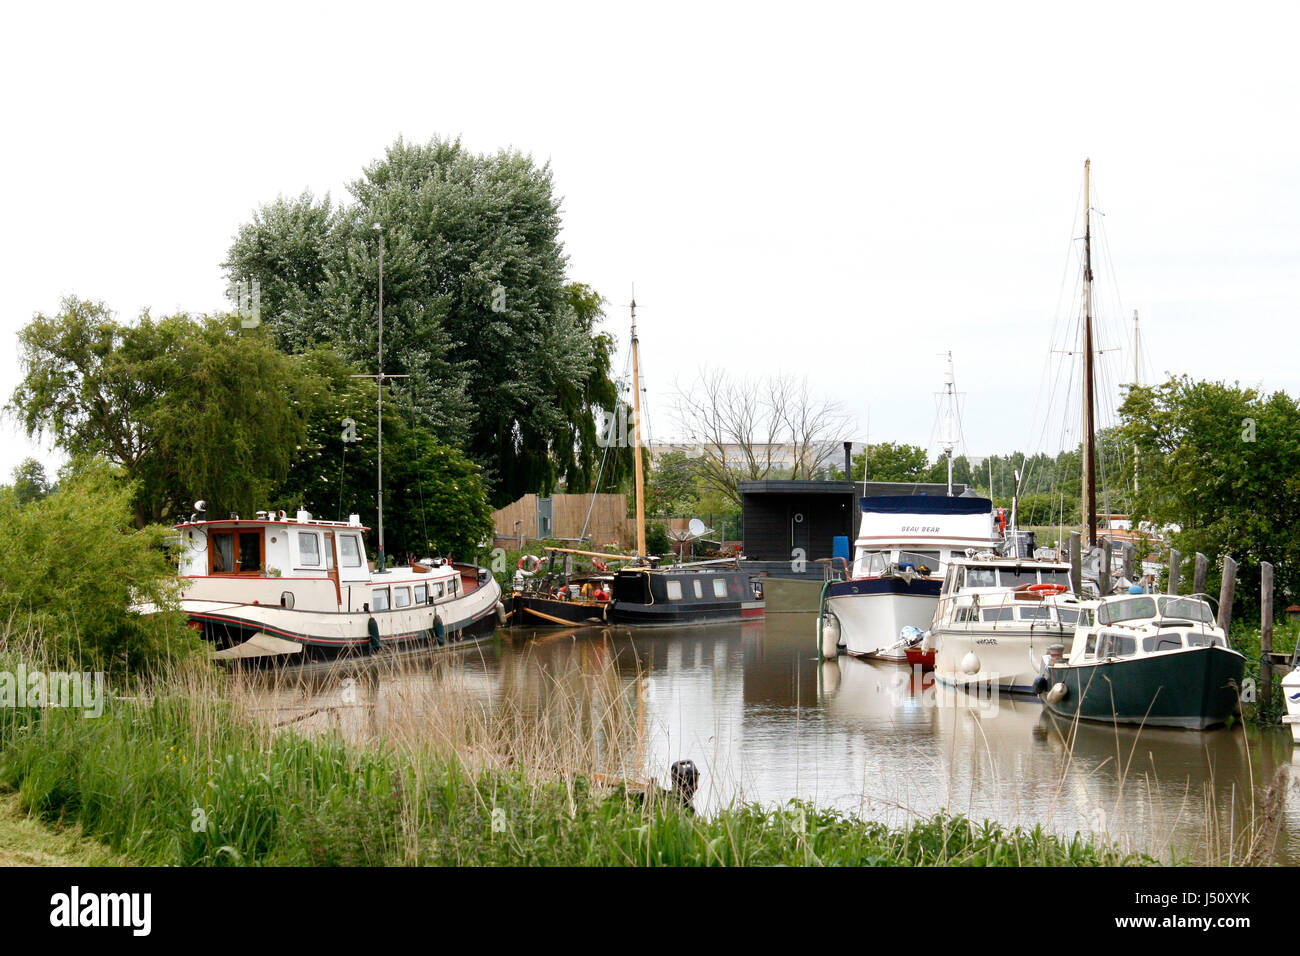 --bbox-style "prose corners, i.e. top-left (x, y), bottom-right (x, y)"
top-left (939, 351), bottom-right (958, 496)
top-left (630, 297), bottom-right (647, 559)
top-left (1132, 309), bottom-right (1140, 494)
top-left (1081, 160), bottom-right (1098, 547)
